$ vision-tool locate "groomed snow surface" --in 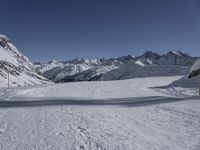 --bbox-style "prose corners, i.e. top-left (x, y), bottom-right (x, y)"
top-left (0, 76), bottom-right (200, 150)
